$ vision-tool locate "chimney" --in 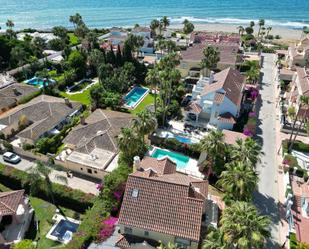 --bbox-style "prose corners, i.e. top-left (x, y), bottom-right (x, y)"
top-left (209, 71), bottom-right (215, 84)
top-left (12, 87), bottom-right (19, 95)
top-left (80, 115), bottom-right (86, 125)
top-left (64, 98), bottom-right (72, 108)
top-left (133, 156), bottom-right (141, 172)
